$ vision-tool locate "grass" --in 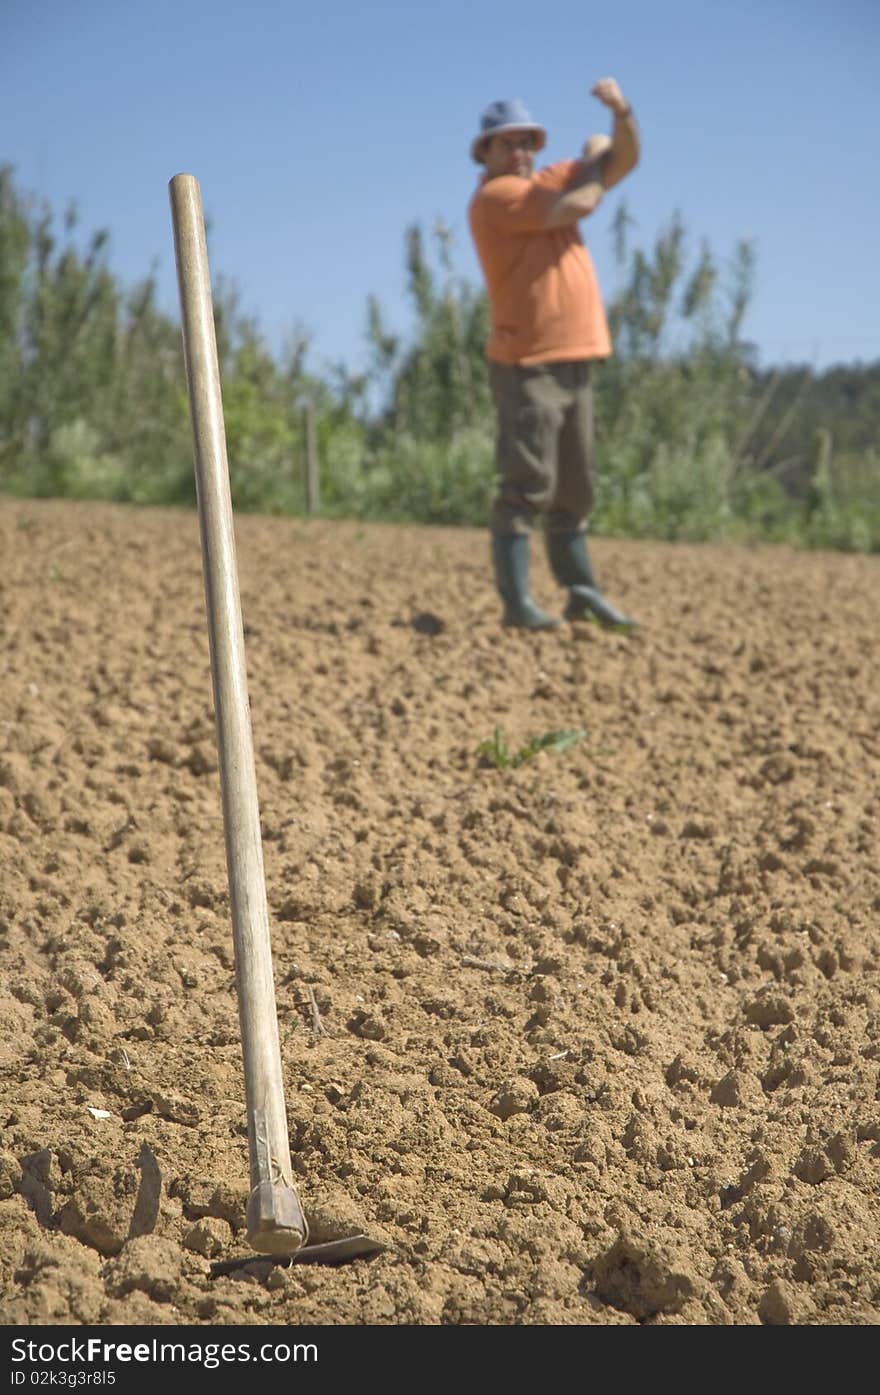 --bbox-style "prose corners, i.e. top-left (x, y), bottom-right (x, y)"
top-left (476, 726), bottom-right (587, 771)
